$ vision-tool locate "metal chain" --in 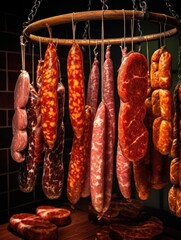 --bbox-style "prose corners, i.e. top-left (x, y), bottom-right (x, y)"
top-left (164, 0), bottom-right (181, 81)
top-left (164, 0), bottom-right (179, 19)
top-left (82, 0), bottom-right (92, 40)
top-left (100, 0), bottom-right (108, 10)
top-left (22, 0), bottom-right (43, 30)
top-left (132, 0), bottom-right (143, 37)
